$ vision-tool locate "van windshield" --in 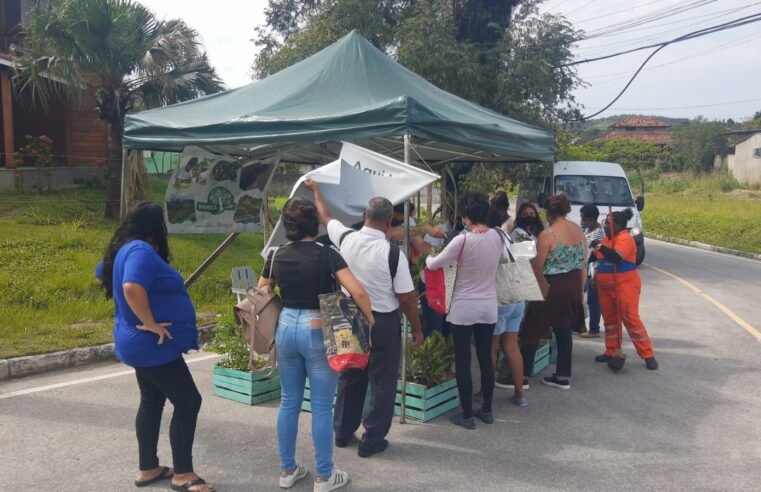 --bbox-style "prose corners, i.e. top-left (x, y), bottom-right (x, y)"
top-left (555, 175), bottom-right (635, 207)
